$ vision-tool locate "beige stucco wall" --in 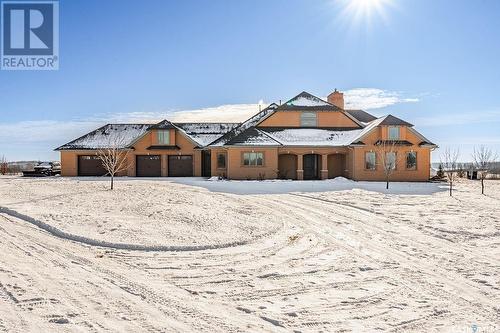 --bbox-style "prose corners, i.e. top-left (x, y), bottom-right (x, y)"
top-left (259, 111), bottom-right (360, 128)
top-left (59, 129), bottom-right (202, 177)
top-left (224, 147), bottom-right (279, 180)
top-left (350, 127), bottom-right (431, 181)
top-left (278, 154), bottom-right (298, 180)
top-left (60, 122), bottom-right (433, 182)
top-left (210, 149), bottom-right (228, 179)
